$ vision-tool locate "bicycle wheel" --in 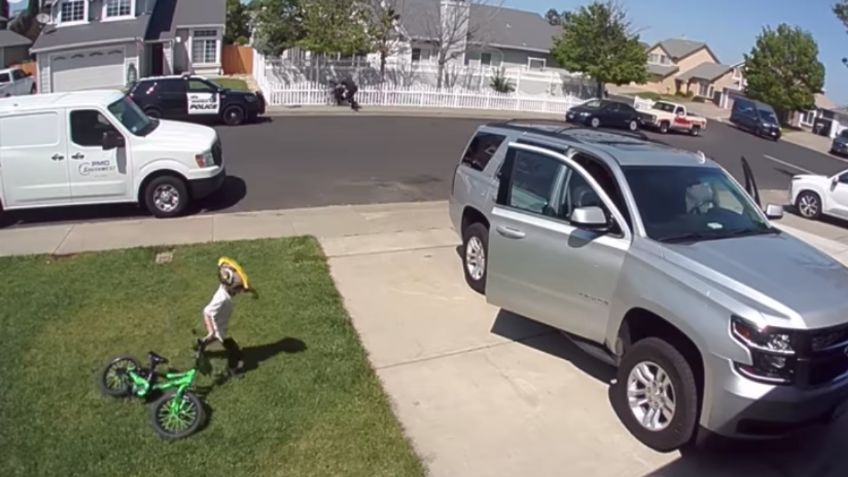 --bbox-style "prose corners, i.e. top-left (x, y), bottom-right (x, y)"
top-left (150, 391), bottom-right (206, 440)
top-left (100, 356), bottom-right (140, 397)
